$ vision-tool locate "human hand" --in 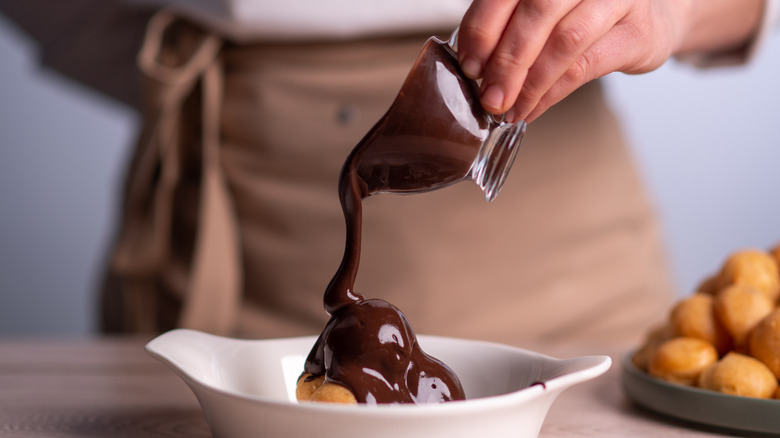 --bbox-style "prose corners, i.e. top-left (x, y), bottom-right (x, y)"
top-left (458, 0), bottom-right (766, 123)
top-left (457, 0), bottom-right (692, 123)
